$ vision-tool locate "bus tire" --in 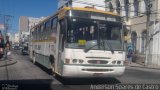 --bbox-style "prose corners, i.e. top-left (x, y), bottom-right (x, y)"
top-left (49, 55), bottom-right (55, 75)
